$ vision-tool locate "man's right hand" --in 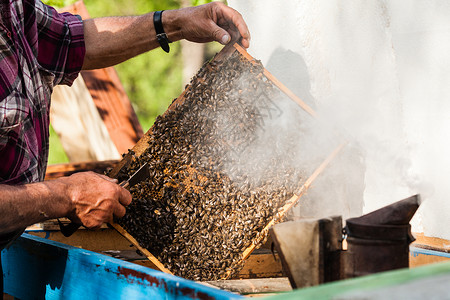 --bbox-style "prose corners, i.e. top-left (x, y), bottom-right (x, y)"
top-left (59, 172), bottom-right (132, 229)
